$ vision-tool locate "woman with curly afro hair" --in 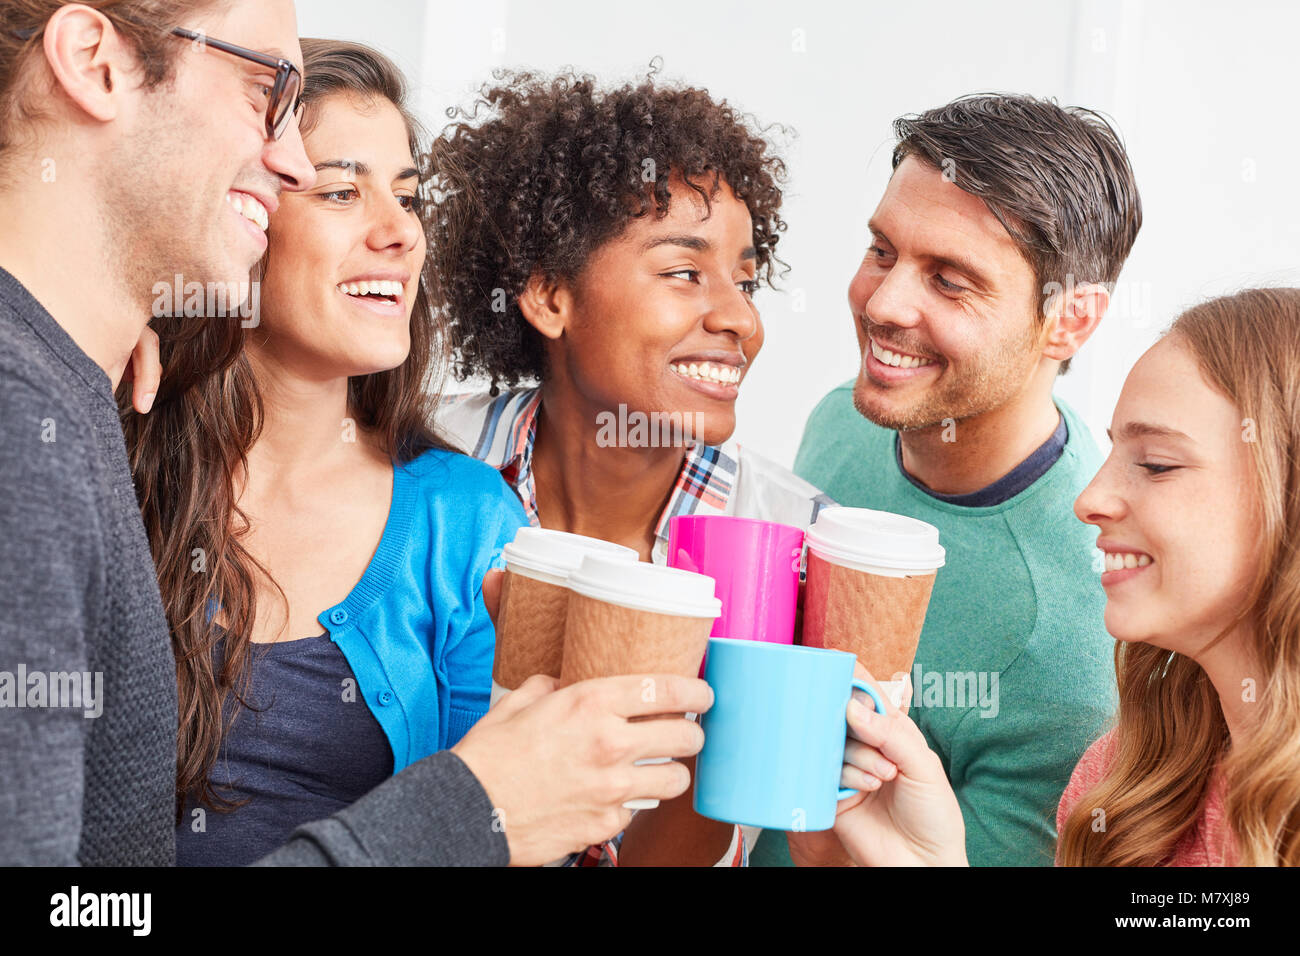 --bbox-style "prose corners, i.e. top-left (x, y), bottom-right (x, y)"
top-left (429, 66), bottom-right (836, 866)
